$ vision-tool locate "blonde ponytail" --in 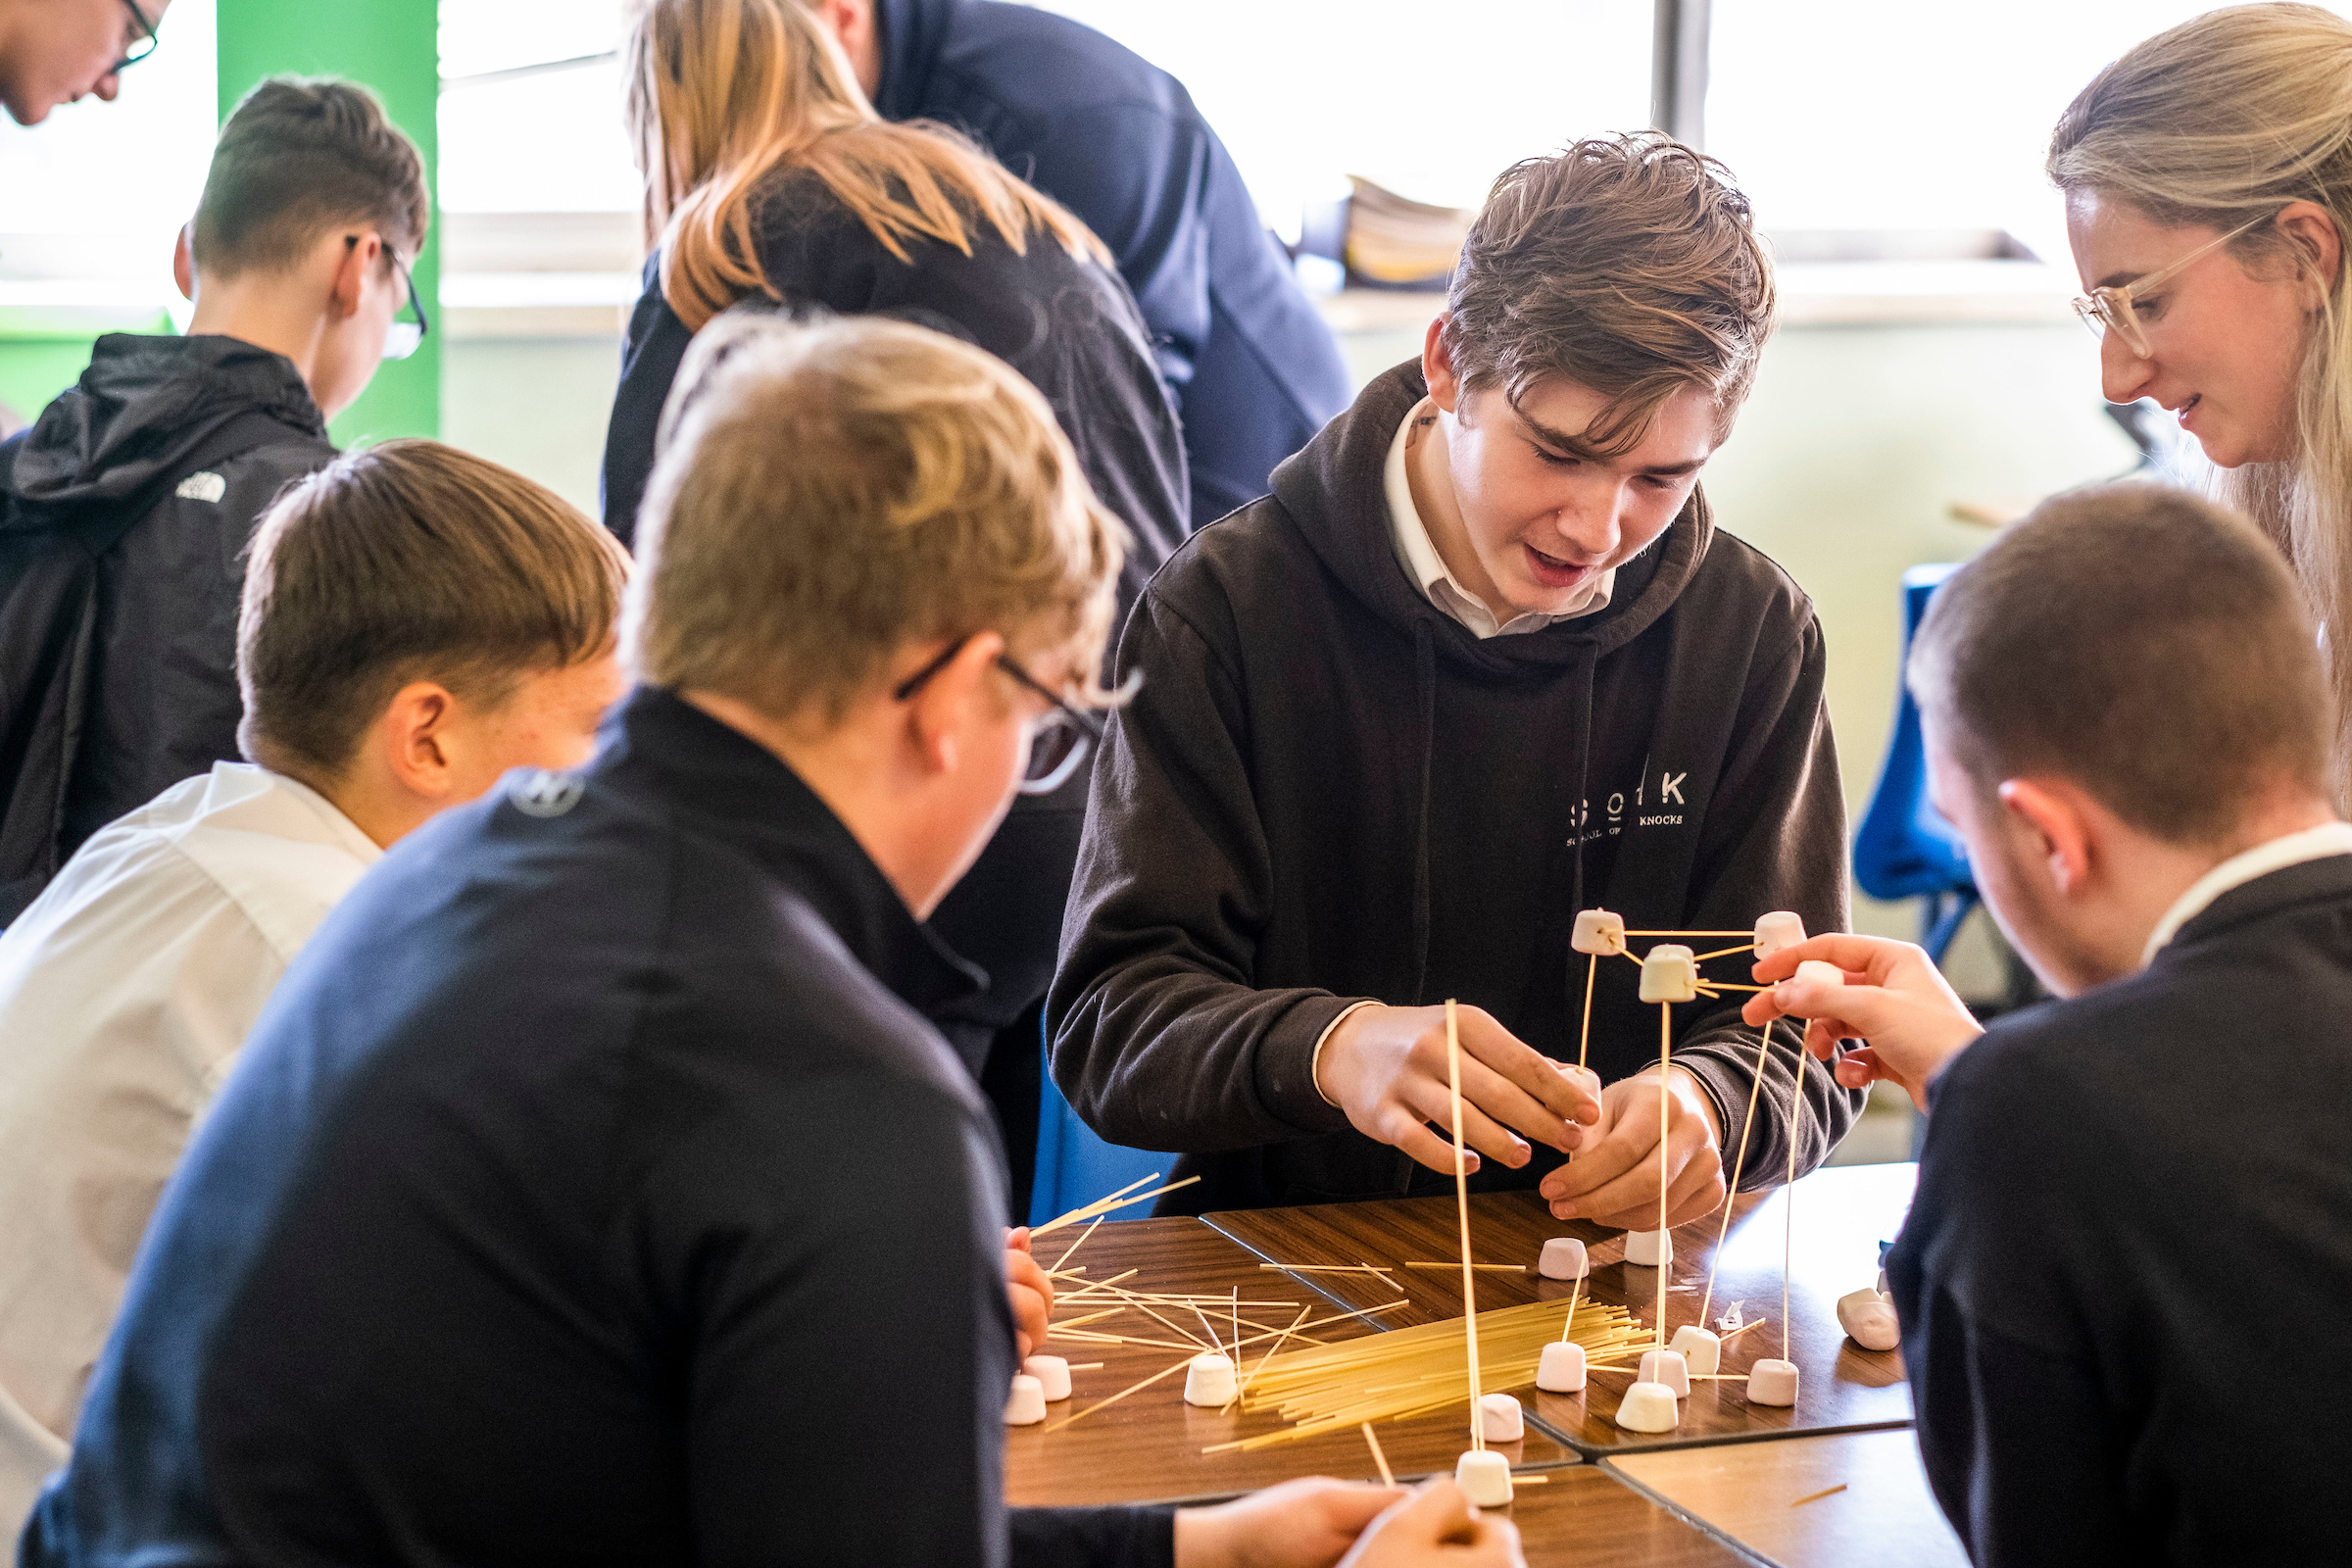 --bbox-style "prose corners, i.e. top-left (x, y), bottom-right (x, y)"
top-left (2050, 3), bottom-right (2352, 799)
